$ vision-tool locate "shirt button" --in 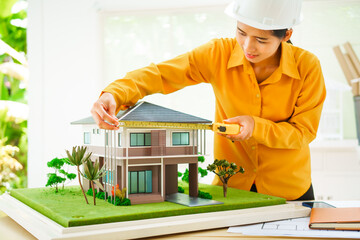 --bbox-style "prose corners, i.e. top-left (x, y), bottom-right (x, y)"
top-left (253, 169), bottom-right (257, 173)
top-left (251, 146), bottom-right (256, 150)
top-left (256, 94), bottom-right (260, 98)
